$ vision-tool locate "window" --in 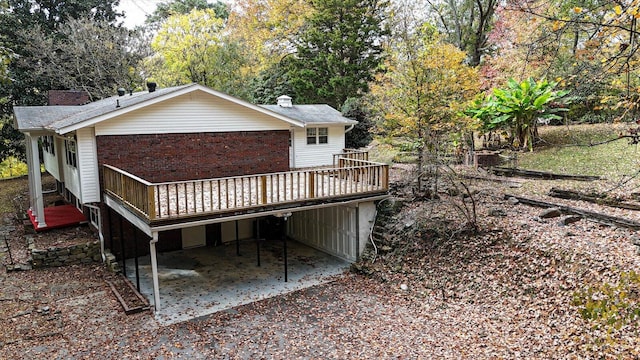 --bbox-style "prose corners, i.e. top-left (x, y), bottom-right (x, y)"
top-left (64, 139), bottom-right (77, 168)
top-left (42, 136), bottom-right (55, 155)
top-left (306, 127), bottom-right (328, 145)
